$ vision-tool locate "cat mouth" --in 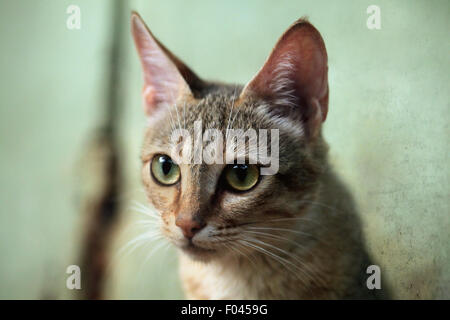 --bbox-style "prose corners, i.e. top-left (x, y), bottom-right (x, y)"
top-left (181, 242), bottom-right (216, 257)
